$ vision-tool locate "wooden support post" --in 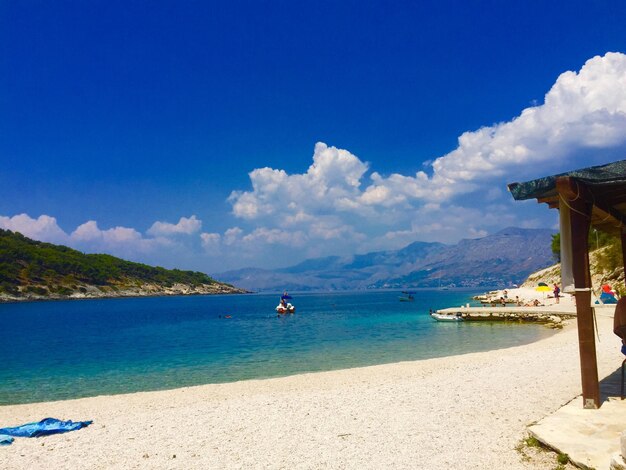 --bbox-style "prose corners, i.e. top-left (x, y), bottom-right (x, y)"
top-left (557, 177), bottom-right (600, 409)
top-left (621, 229), bottom-right (626, 290)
